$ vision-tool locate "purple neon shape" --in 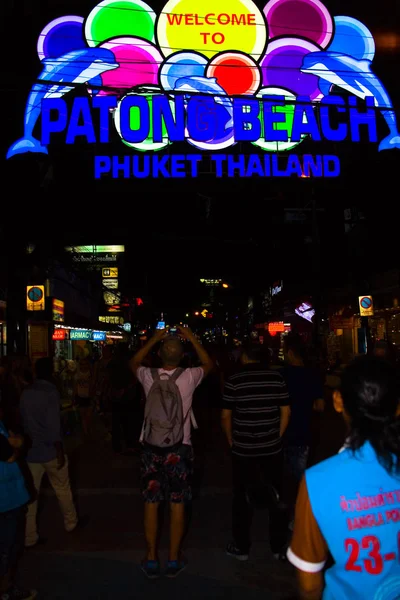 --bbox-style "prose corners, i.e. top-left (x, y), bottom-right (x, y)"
top-left (264, 0), bottom-right (333, 49)
top-left (260, 37), bottom-right (323, 101)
